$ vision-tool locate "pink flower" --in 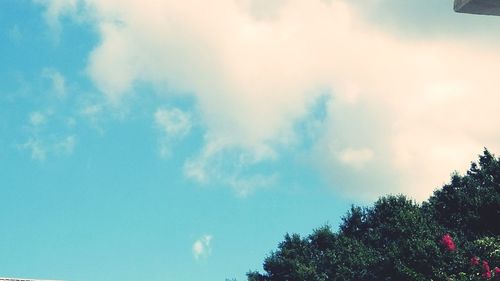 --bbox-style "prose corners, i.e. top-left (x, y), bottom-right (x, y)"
top-left (483, 260), bottom-right (492, 279)
top-left (471, 256), bottom-right (480, 266)
top-left (441, 233), bottom-right (456, 251)
top-left (494, 267), bottom-right (500, 280)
